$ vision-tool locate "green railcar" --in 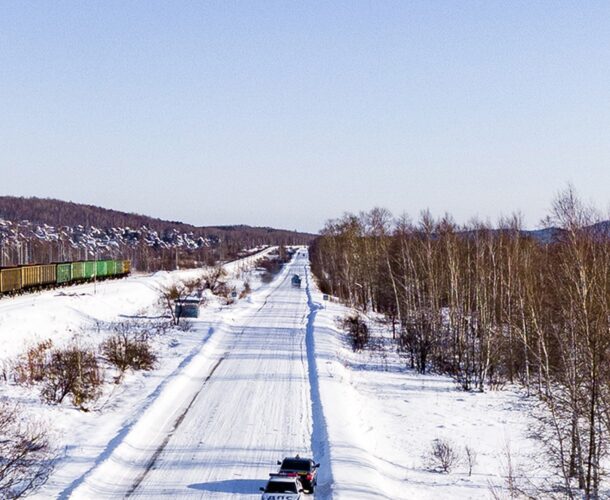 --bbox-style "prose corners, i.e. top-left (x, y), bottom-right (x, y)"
top-left (96, 260), bottom-right (107, 277)
top-left (56, 263), bottom-right (72, 284)
top-left (72, 261), bottom-right (85, 281)
top-left (106, 260), bottom-right (116, 276)
top-left (83, 261), bottom-right (96, 279)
